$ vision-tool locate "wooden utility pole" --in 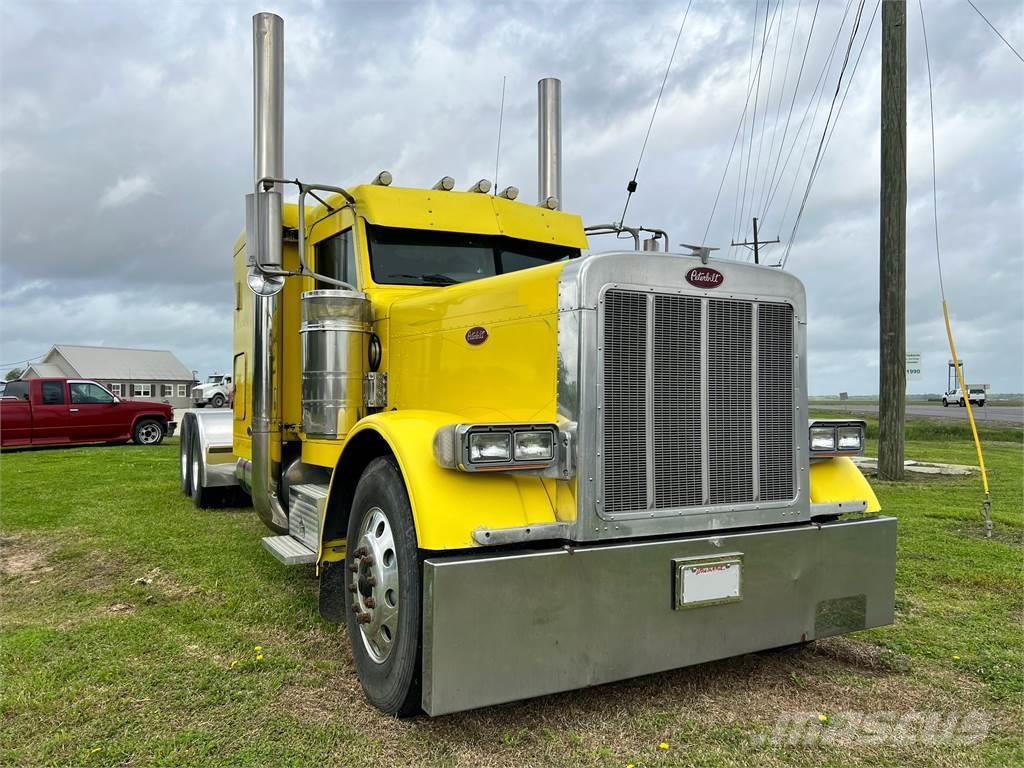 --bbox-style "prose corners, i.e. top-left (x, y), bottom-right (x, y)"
top-left (879, 0), bottom-right (906, 480)
top-left (731, 217), bottom-right (780, 265)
